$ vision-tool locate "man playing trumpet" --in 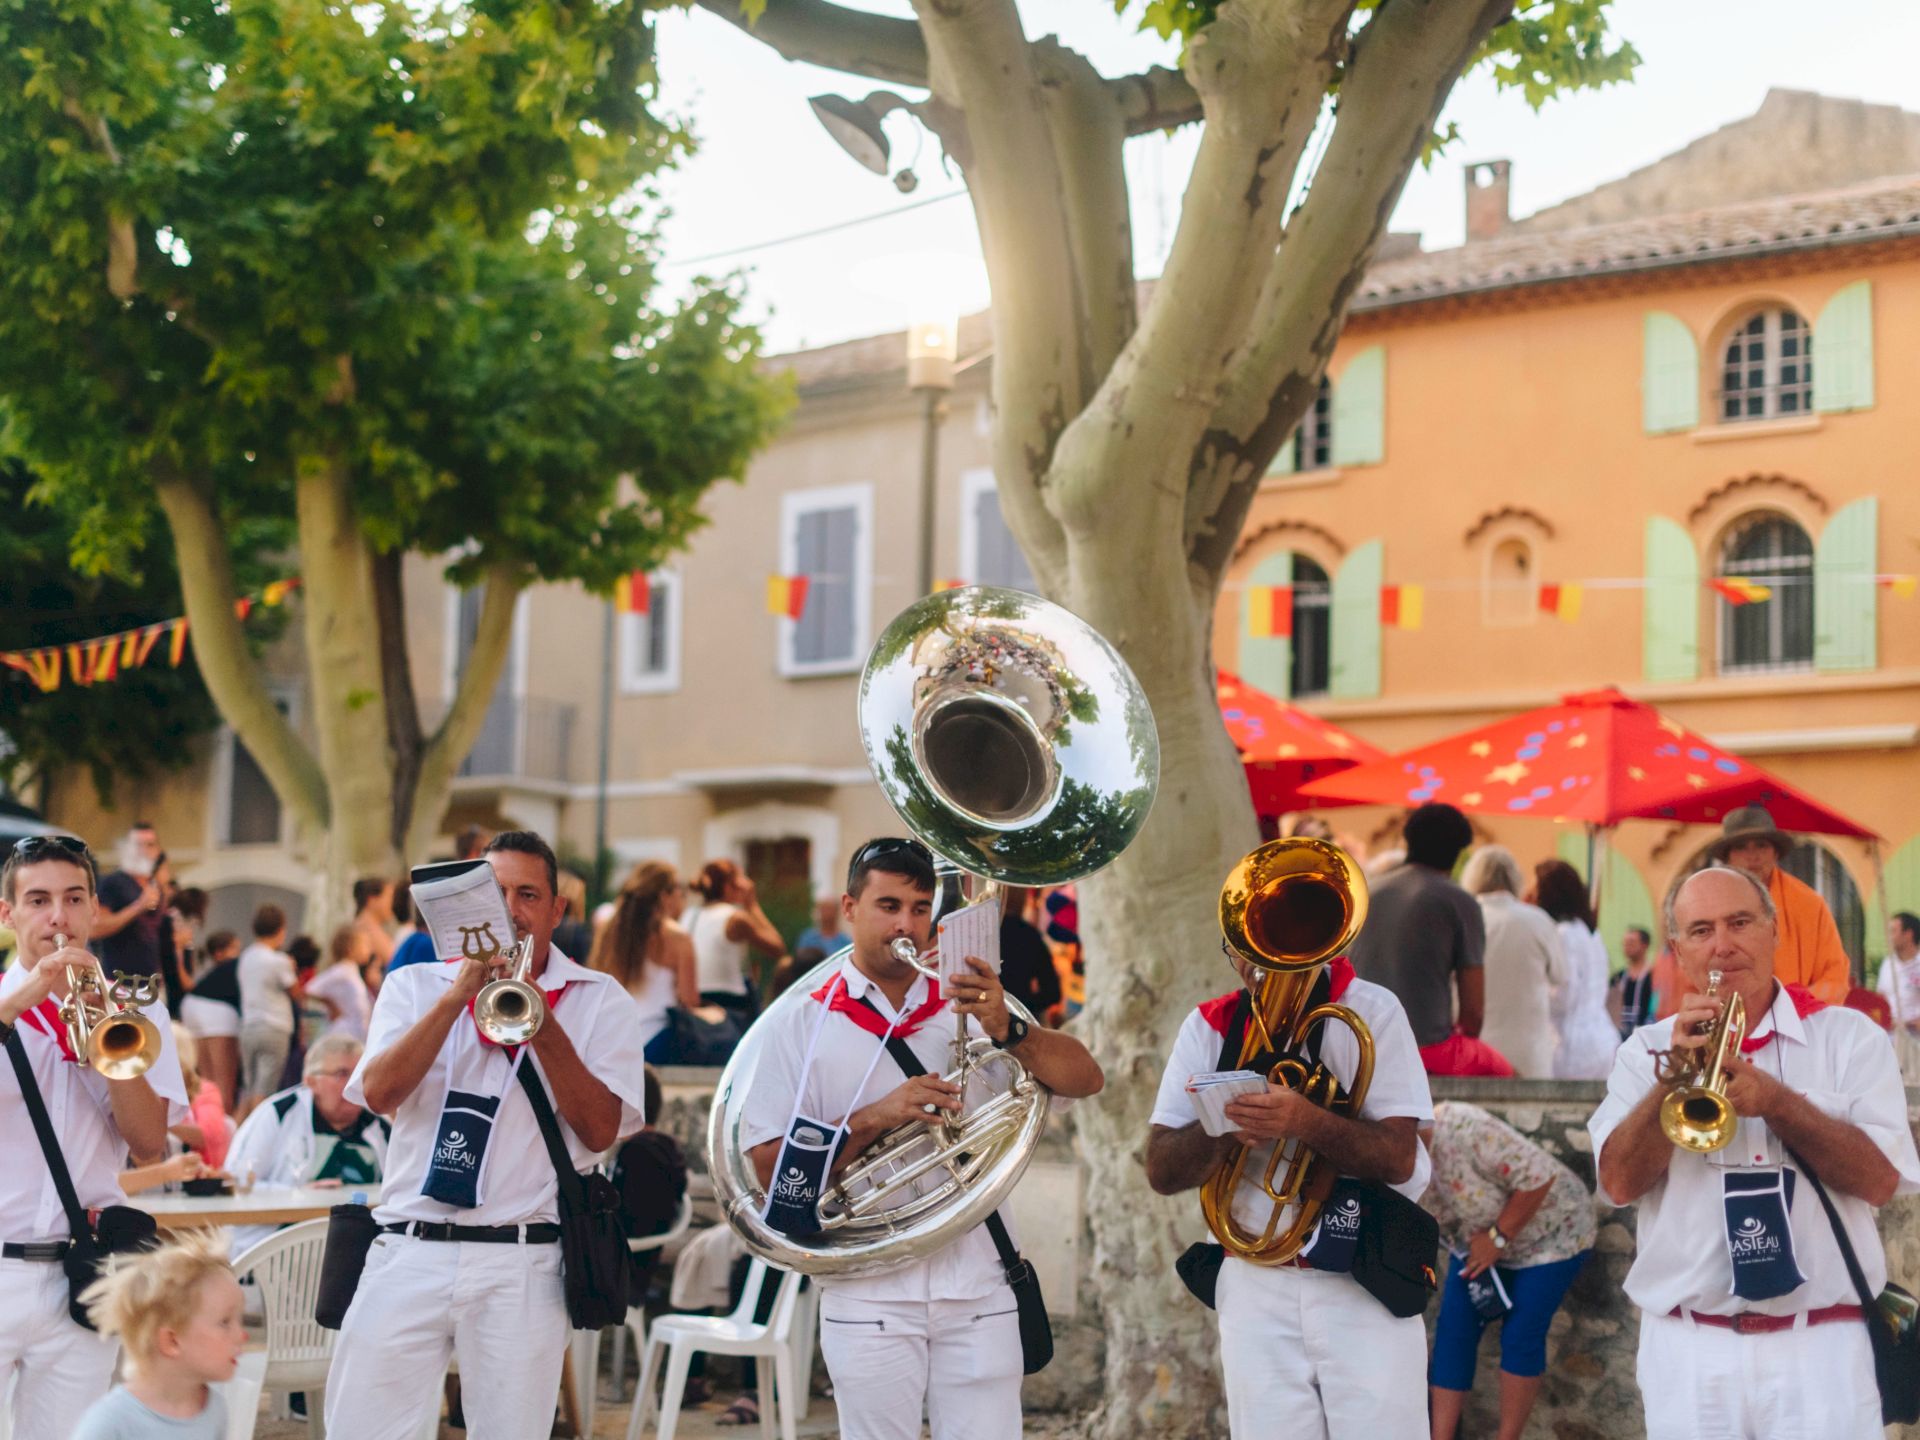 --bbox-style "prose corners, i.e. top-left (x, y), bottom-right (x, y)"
top-left (1590, 863), bottom-right (1920, 1439)
top-left (0, 835), bottom-right (187, 1440)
